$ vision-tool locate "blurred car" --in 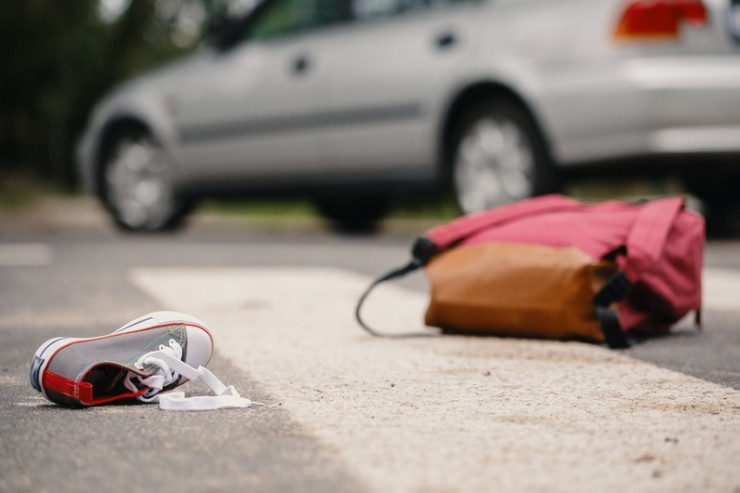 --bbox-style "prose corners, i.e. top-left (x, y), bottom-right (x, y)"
top-left (77, 0), bottom-right (740, 231)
